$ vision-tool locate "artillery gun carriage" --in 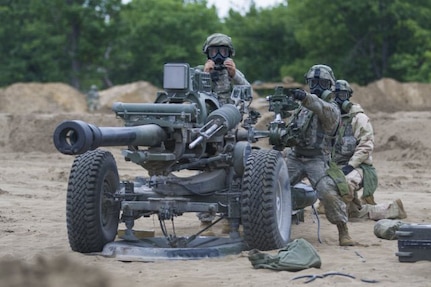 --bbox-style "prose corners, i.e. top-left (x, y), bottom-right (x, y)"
top-left (53, 63), bottom-right (316, 258)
